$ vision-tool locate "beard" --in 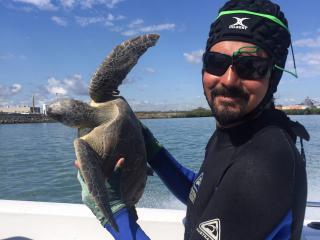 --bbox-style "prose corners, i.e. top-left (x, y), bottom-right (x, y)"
top-left (205, 84), bottom-right (250, 126)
